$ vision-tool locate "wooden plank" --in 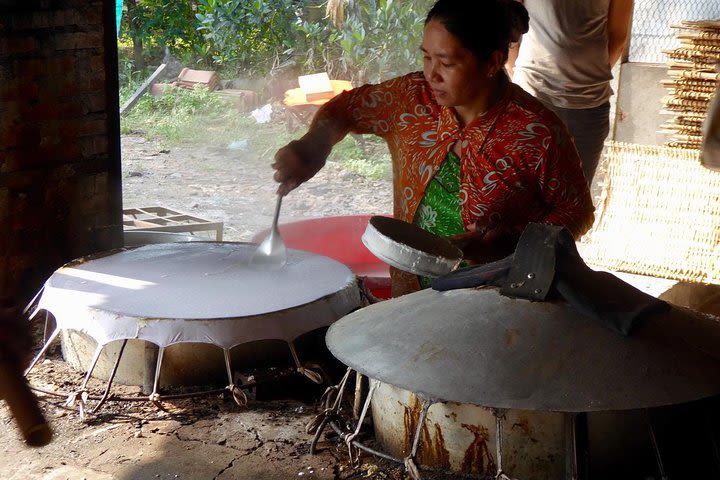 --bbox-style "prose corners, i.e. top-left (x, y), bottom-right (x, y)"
top-left (120, 63), bottom-right (167, 116)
